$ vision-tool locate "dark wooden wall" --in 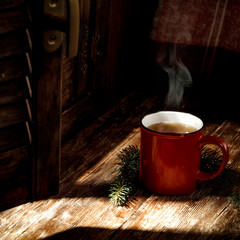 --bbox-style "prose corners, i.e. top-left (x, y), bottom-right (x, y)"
top-left (61, 0), bottom-right (158, 141)
top-left (0, 0), bottom-right (158, 210)
top-left (0, 0), bottom-right (33, 210)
